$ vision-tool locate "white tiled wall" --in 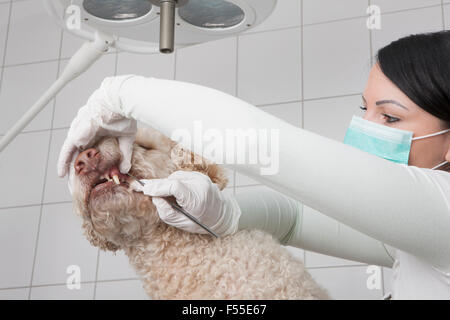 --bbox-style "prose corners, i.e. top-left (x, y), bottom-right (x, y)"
top-left (0, 0), bottom-right (447, 300)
